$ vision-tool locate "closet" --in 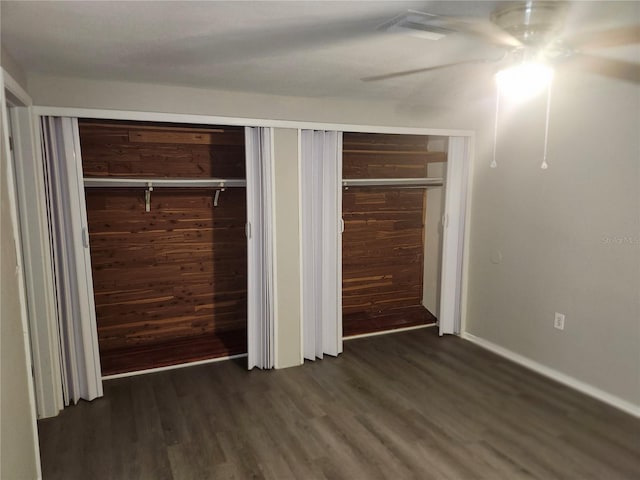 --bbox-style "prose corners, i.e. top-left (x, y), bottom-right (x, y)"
top-left (79, 119), bottom-right (247, 375)
top-left (342, 132), bottom-right (446, 337)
